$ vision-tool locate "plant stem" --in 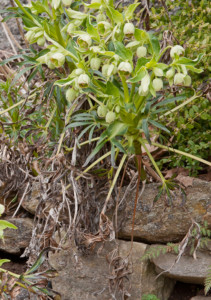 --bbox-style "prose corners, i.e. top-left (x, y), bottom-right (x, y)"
top-left (160, 93), bottom-right (201, 119)
top-left (76, 151), bottom-right (112, 180)
top-left (130, 83), bottom-right (136, 102)
top-left (65, 137), bottom-right (100, 151)
top-left (0, 99), bottom-right (24, 116)
top-left (151, 141), bottom-right (211, 167)
top-left (119, 73), bottom-right (130, 103)
top-left (141, 141), bottom-right (166, 184)
top-left (14, 0), bottom-right (40, 26)
top-left (101, 154), bottom-right (127, 214)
